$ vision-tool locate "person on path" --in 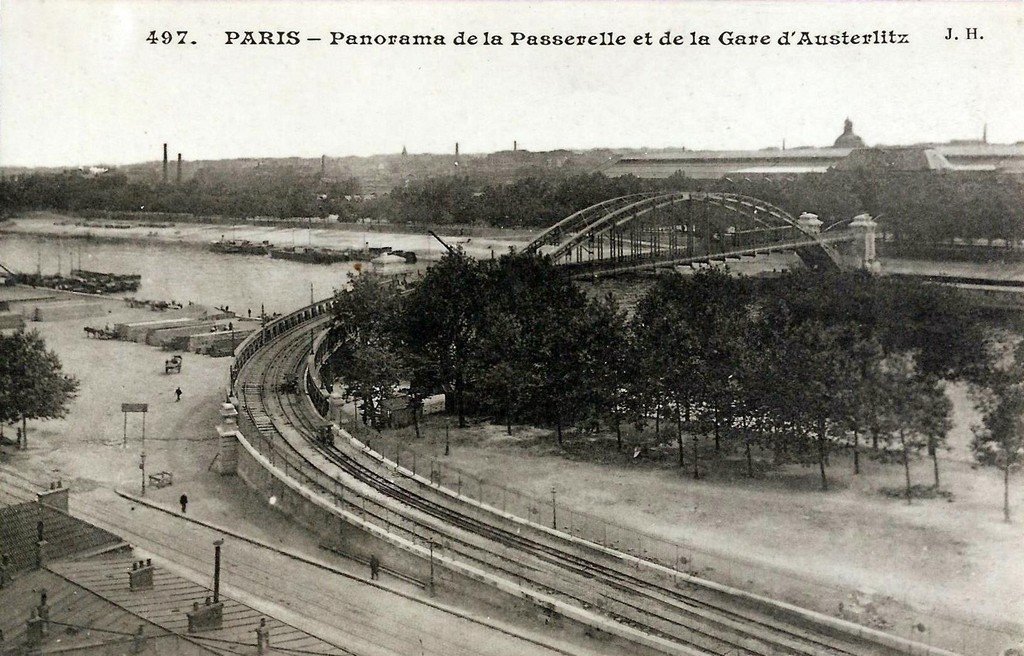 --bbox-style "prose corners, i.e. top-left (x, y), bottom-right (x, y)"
top-left (175, 387), bottom-right (182, 402)
top-left (369, 554), bottom-right (380, 580)
top-left (179, 494), bottom-right (188, 514)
